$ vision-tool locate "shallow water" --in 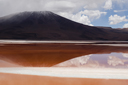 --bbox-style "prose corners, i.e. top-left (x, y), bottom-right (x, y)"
top-left (0, 41), bottom-right (128, 81)
top-left (55, 52), bottom-right (128, 68)
top-left (1, 52), bottom-right (128, 79)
